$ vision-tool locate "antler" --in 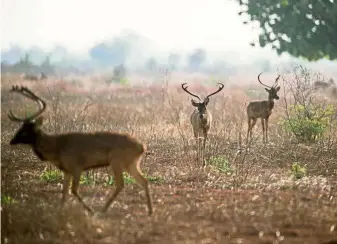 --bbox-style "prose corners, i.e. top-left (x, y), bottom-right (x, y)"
top-left (272, 75), bottom-right (281, 88)
top-left (205, 83), bottom-right (224, 99)
top-left (257, 72), bottom-right (272, 88)
top-left (8, 85), bottom-right (46, 122)
top-left (181, 83), bottom-right (201, 100)
top-left (258, 72), bottom-right (281, 89)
